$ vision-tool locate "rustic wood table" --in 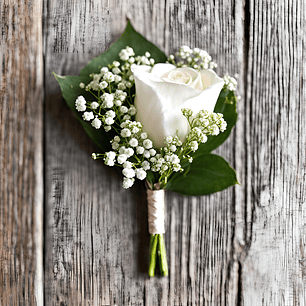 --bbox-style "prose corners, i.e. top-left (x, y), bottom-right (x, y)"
top-left (1, 0), bottom-right (305, 305)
